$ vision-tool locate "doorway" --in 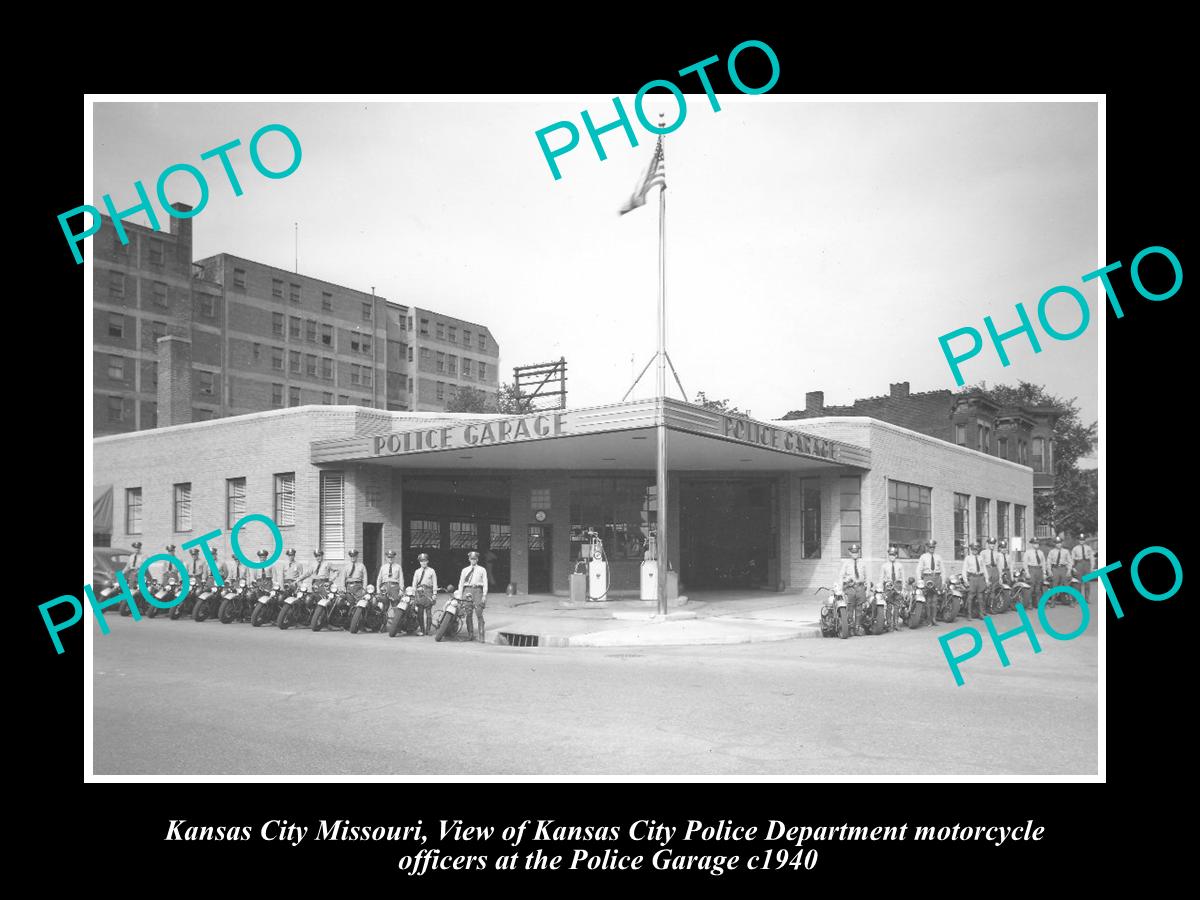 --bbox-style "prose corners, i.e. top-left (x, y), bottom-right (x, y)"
top-left (679, 479), bottom-right (773, 589)
top-left (528, 525), bottom-right (552, 593)
top-left (362, 523), bottom-right (382, 586)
